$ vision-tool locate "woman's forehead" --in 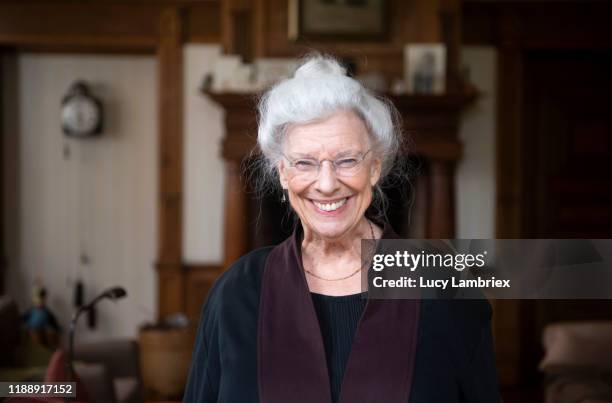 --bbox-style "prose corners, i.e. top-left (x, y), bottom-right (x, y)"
top-left (283, 111), bottom-right (370, 154)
